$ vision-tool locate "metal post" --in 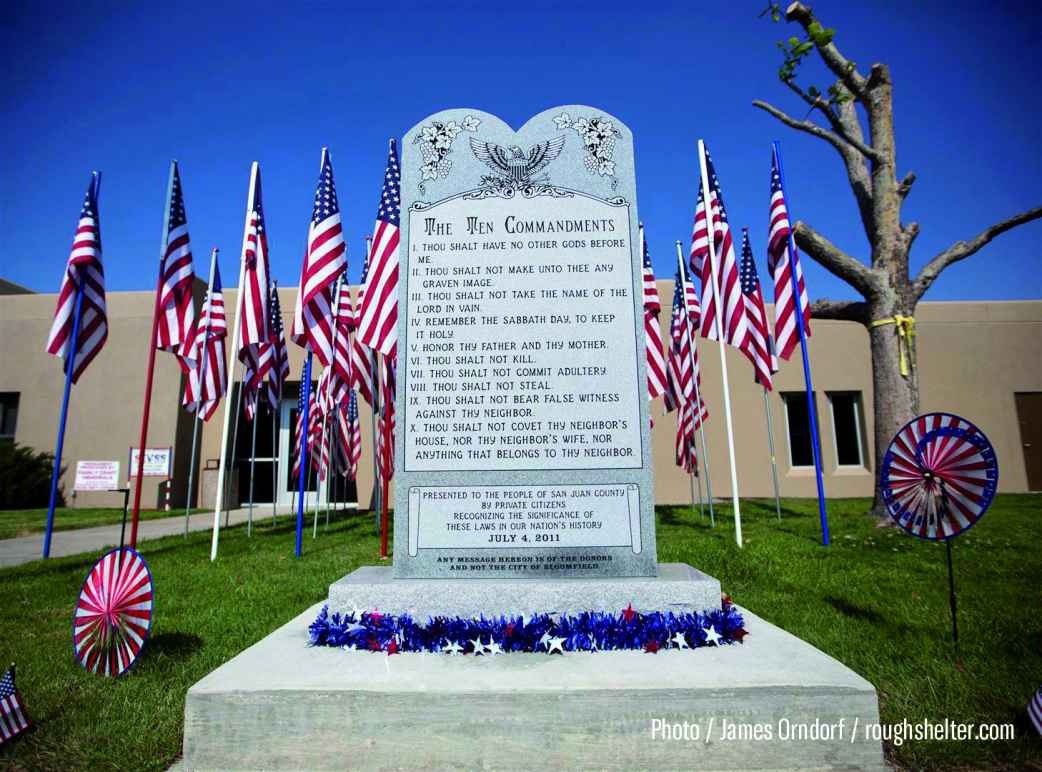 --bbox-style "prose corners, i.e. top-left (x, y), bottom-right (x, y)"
top-left (675, 241), bottom-right (715, 527)
top-left (247, 406), bottom-right (258, 536)
top-left (271, 406), bottom-right (279, 526)
top-left (763, 388), bottom-right (783, 521)
top-left (946, 539), bottom-right (959, 648)
top-left (772, 141), bottom-right (829, 545)
top-left (222, 360), bottom-right (245, 529)
top-left (42, 252), bottom-right (87, 558)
